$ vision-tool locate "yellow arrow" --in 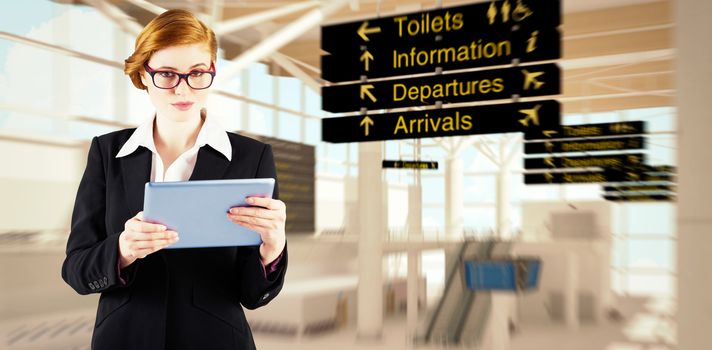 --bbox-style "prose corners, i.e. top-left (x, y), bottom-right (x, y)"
top-left (360, 50), bottom-right (374, 71)
top-left (522, 69), bottom-right (545, 90)
top-left (545, 157), bottom-right (555, 167)
top-left (545, 141), bottom-right (554, 152)
top-left (357, 21), bottom-right (381, 41)
top-left (518, 104), bottom-right (541, 127)
top-left (360, 116), bottom-right (374, 136)
top-left (360, 84), bottom-right (377, 102)
top-left (545, 173), bottom-right (554, 183)
top-left (543, 130), bottom-right (558, 138)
